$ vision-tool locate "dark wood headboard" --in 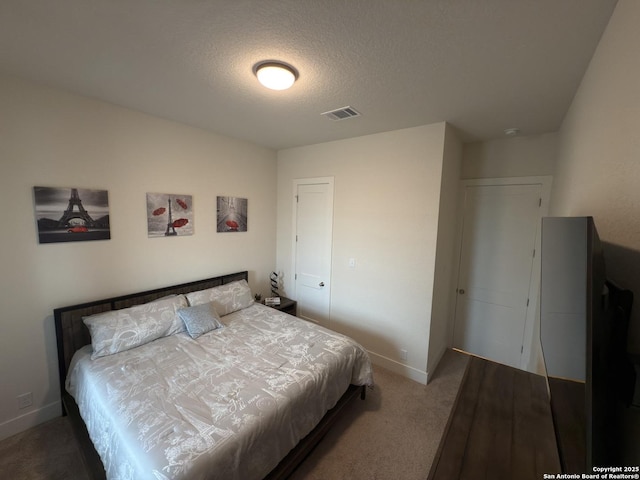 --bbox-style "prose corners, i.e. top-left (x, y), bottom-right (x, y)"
top-left (53, 271), bottom-right (248, 396)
